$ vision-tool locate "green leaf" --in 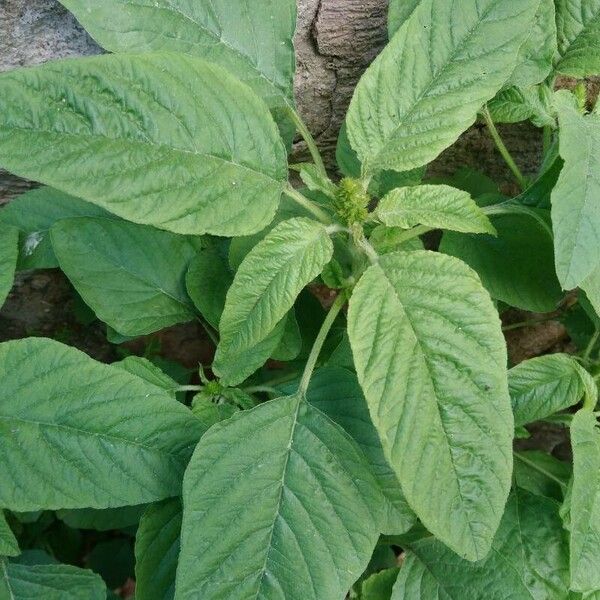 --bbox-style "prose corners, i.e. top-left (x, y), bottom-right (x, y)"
top-left (348, 250), bottom-right (512, 560)
top-left (214, 218), bottom-right (333, 386)
top-left (569, 410), bottom-right (600, 593)
top-left (555, 0), bottom-right (600, 77)
top-left (0, 512), bottom-right (18, 557)
top-left (387, 0), bottom-right (421, 37)
top-left (270, 311), bottom-right (302, 362)
top-left (440, 208), bottom-right (563, 313)
top-left (56, 505), bottom-right (146, 531)
top-left (0, 223), bottom-right (18, 309)
top-left (175, 394), bottom-right (383, 599)
top-left (375, 185), bottom-right (495, 234)
top-left (508, 0), bottom-right (556, 87)
top-left (514, 451), bottom-right (571, 501)
top-left (391, 488), bottom-right (570, 599)
top-left (58, 0), bottom-right (296, 120)
top-left (51, 217), bottom-right (202, 337)
top-left (552, 91), bottom-right (600, 289)
top-left (509, 354), bottom-right (593, 426)
top-left (361, 567), bottom-right (400, 600)
top-left (346, 0), bottom-right (540, 176)
top-left (0, 560), bottom-right (106, 600)
top-left (135, 499), bottom-right (182, 600)
top-left (488, 85), bottom-right (556, 128)
top-left (114, 356), bottom-right (180, 397)
top-left (284, 367), bottom-right (417, 535)
top-left (369, 226), bottom-right (424, 255)
top-left (0, 53), bottom-right (287, 236)
top-left (0, 187), bottom-right (111, 270)
top-left (0, 338), bottom-right (204, 511)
